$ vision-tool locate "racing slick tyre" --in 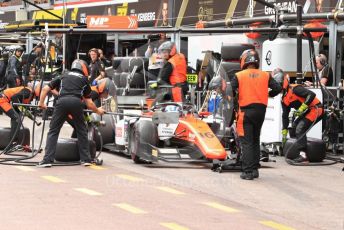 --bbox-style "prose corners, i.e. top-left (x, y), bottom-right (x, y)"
top-left (129, 120), bottom-right (157, 164)
top-left (0, 127), bottom-right (30, 149)
top-left (55, 138), bottom-right (96, 162)
top-left (284, 138), bottom-right (326, 162)
top-left (93, 114), bottom-right (115, 150)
